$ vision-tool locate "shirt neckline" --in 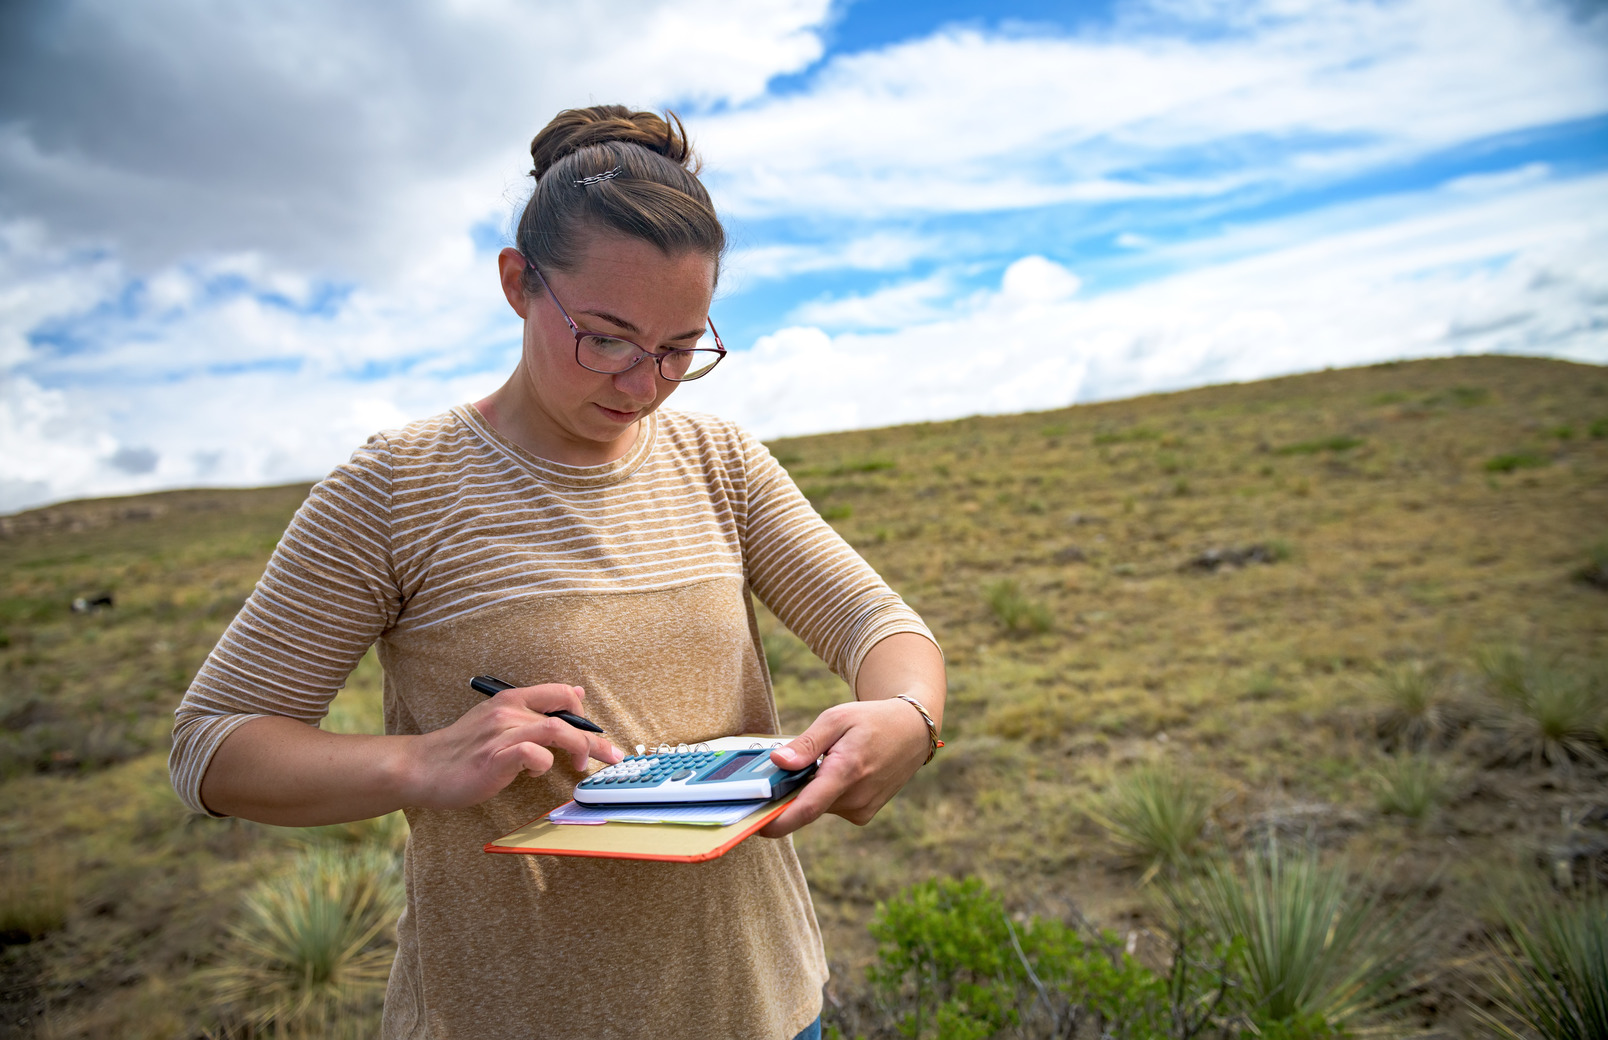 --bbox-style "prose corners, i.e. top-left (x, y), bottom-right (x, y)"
top-left (452, 404), bottom-right (658, 489)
